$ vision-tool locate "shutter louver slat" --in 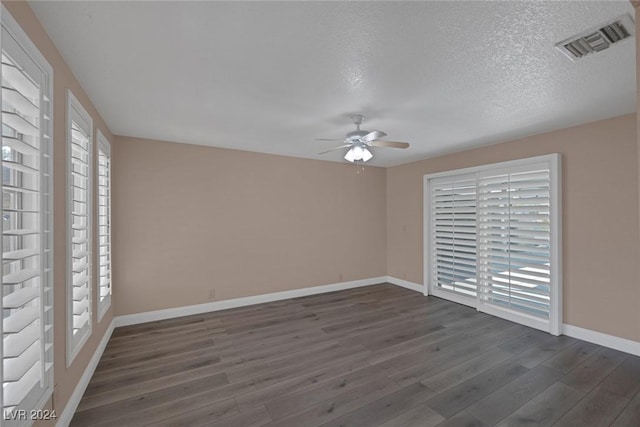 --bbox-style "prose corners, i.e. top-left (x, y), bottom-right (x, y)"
top-left (72, 249), bottom-right (88, 258)
top-left (3, 362), bottom-right (41, 407)
top-left (3, 248), bottom-right (39, 260)
top-left (73, 297), bottom-right (89, 315)
top-left (480, 278), bottom-right (550, 296)
top-left (1, 135), bottom-right (38, 156)
top-left (3, 269), bottom-right (39, 284)
top-left (73, 311), bottom-right (89, 330)
top-left (3, 341), bottom-right (39, 382)
top-left (73, 286), bottom-right (88, 301)
top-left (3, 323), bottom-right (39, 358)
top-left (73, 261), bottom-right (88, 274)
top-left (3, 184), bottom-right (37, 194)
top-left (73, 273), bottom-right (88, 288)
top-left (1, 60), bottom-right (39, 98)
top-left (3, 308), bottom-right (39, 333)
top-left (436, 264), bottom-right (477, 277)
top-left (3, 287), bottom-right (39, 308)
top-left (436, 256), bottom-right (477, 269)
top-left (480, 292), bottom-right (549, 311)
top-left (484, 271), bottom-right (549, 288)
top-left (2, 85), bottom-right (38, 116)
top-left (1, 111), bottom-right (38, 136)
top-left (479, 242), bottom-right (550, 255)
top-left (3, 229), bottom-right (39, 236)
